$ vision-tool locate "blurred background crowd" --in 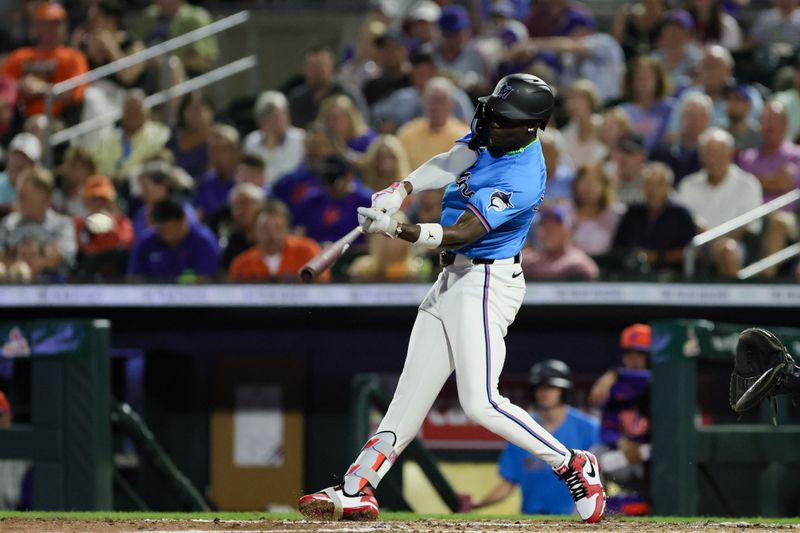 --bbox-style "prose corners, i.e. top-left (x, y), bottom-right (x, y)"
top-left (0, 0), bottom-right (799, 283)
